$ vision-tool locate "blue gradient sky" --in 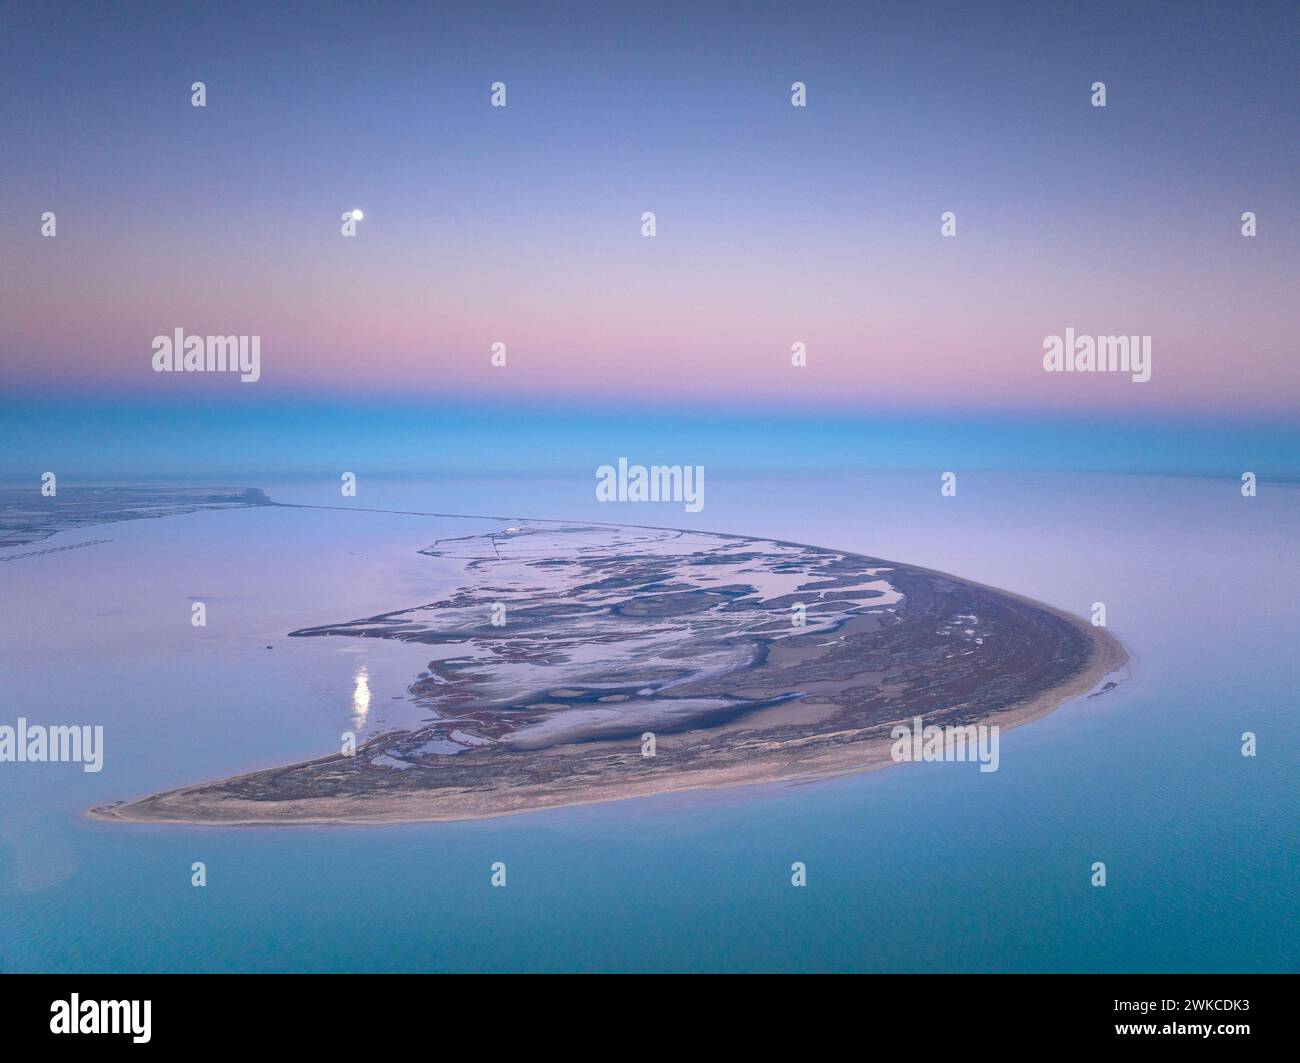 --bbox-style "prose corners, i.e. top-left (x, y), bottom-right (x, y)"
top-left (1, 1), bottom-right (1297, 477)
